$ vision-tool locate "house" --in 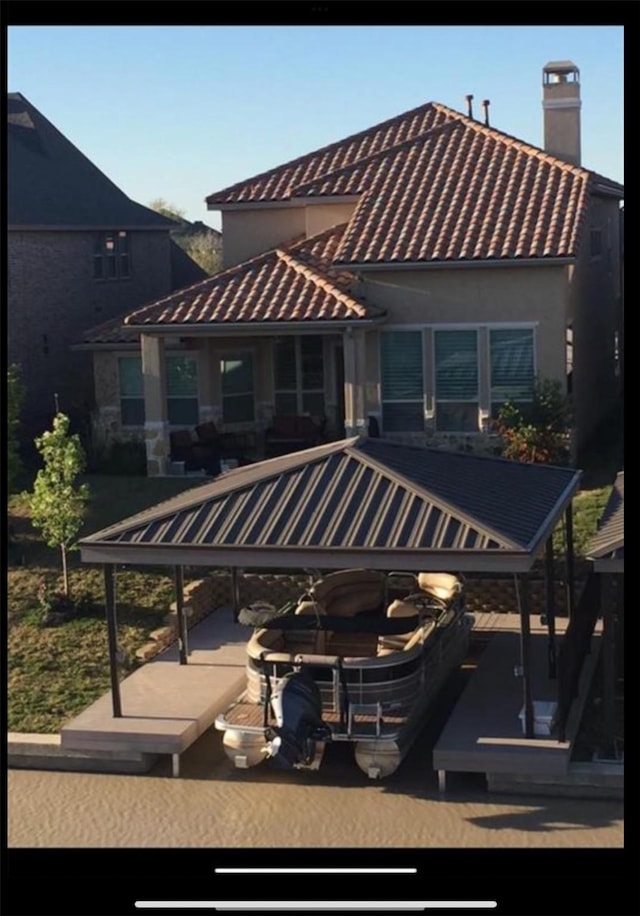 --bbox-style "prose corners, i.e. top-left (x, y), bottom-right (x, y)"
top-left (7, 92), bottom-right (207, 440)
top-left (77, 62), bottom-right (623, 476)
